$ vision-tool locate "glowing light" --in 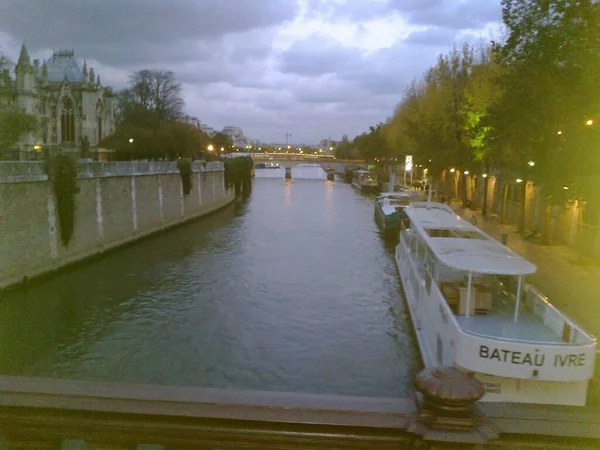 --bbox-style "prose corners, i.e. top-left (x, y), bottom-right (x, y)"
top-left (463, 170), bottom-right (469, 175)
top-left (207, 144), bottom-right (214, 151)
top-left (450, 168), bottom-right (455, 173)
top-left (220, 147), bottom-right (224, 152)
top-left (128, 138), bottom-right (134, 143)
top-left (586, 119), bottom-right (594, 126)
top-left (516, 178), bottom-right (523, 183)
top-left (563, 186), bottom-right (569, 190)
top-left (482, 173), bottom-right (488, 178)
top-left (557, 130), bottom-right (562, 135)
top-left (528, 161), bottom-right (535, 167)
